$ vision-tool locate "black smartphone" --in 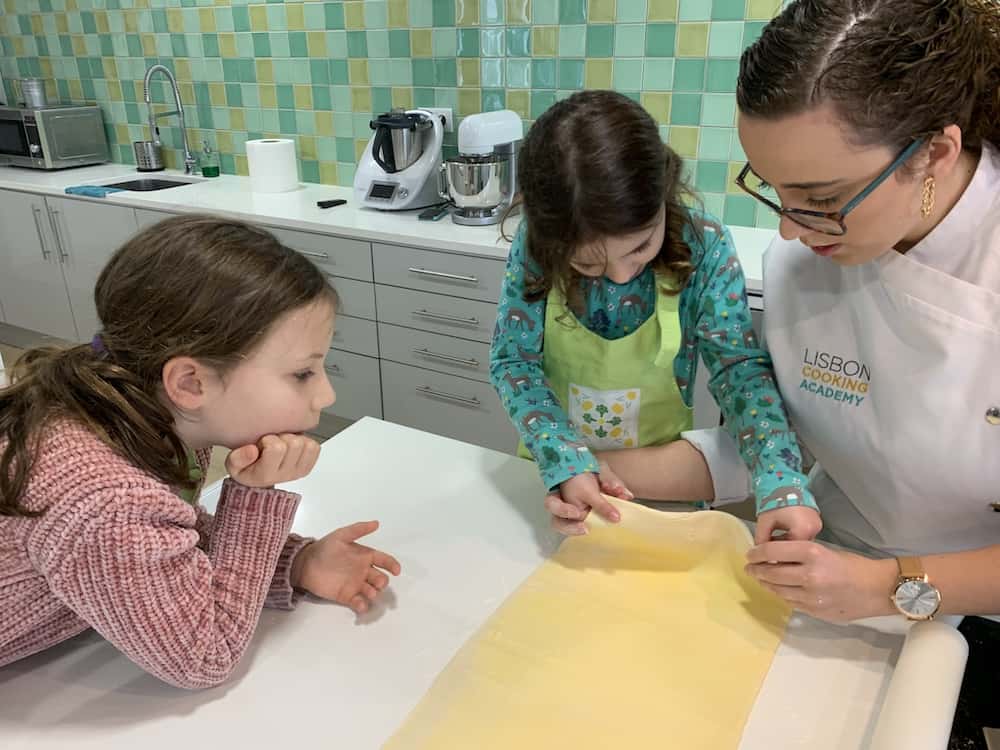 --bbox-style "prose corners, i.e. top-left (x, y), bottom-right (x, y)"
top-left (418, 204), bottom-right (450, 221)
